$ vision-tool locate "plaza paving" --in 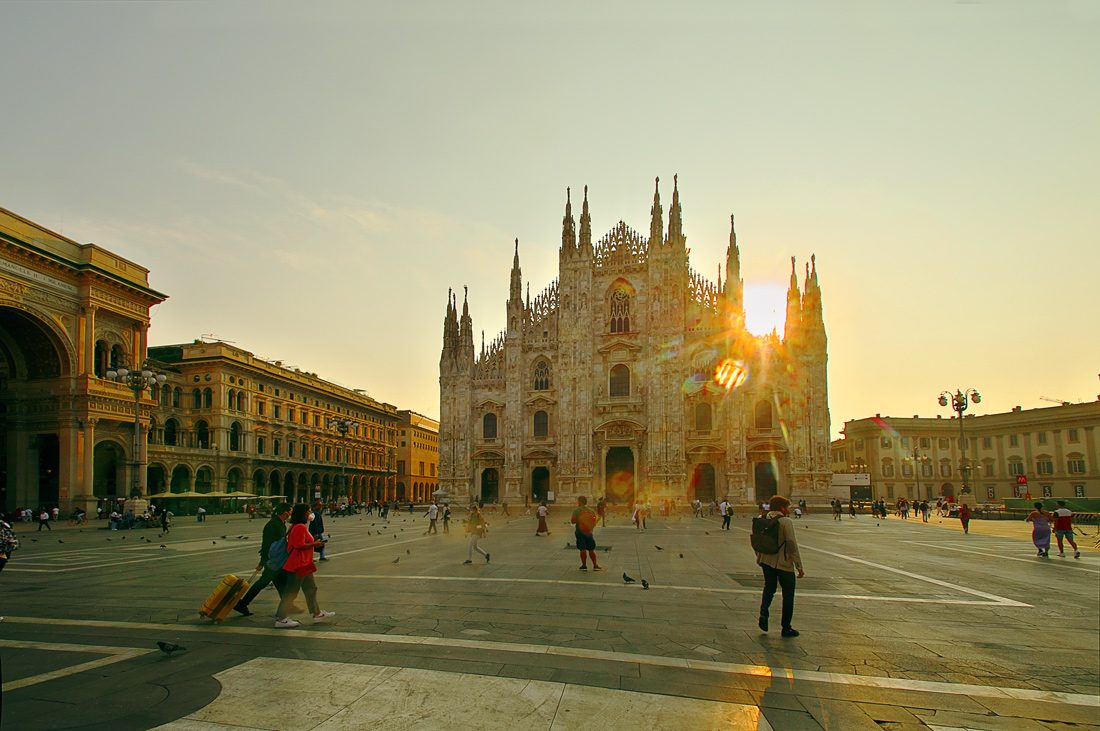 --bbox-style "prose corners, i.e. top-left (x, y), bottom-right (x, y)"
top-left (0, 507), bottom-right (1097, 730)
